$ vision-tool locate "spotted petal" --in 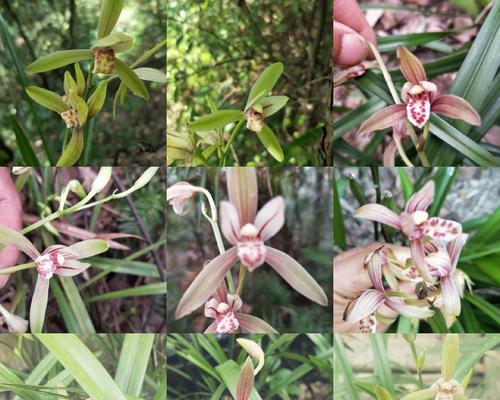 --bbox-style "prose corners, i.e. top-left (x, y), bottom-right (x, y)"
top-left (406, 91), bottom-right (431, 129)
top-left (357, 104), bottom-right (407, 136)
top-left (431, 95), bottom-right (481, 126)
top-left (422, 218), bottom-right (462, 242)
